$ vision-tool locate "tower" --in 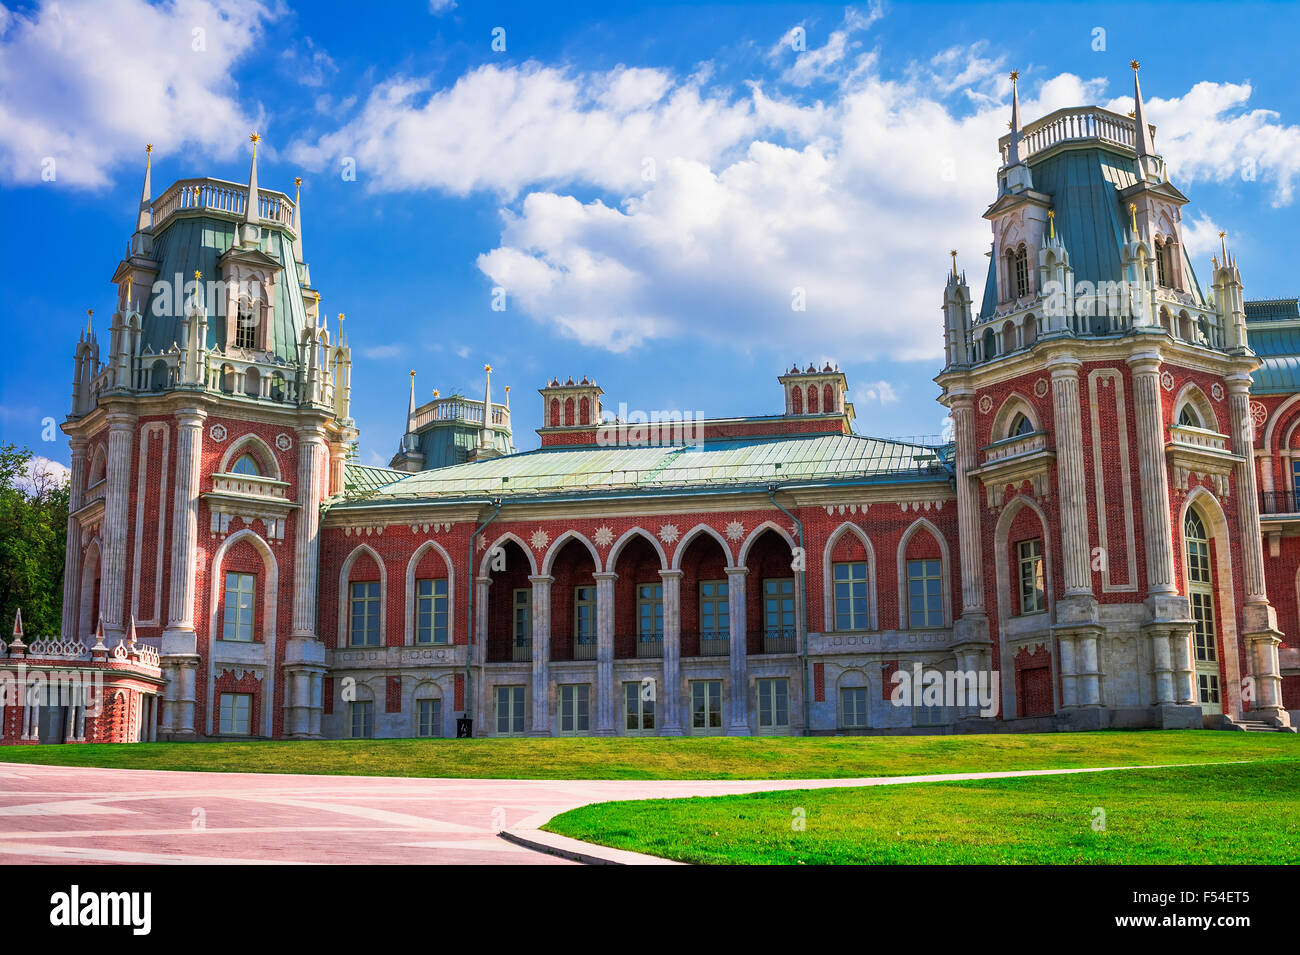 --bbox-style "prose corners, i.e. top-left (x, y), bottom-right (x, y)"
top-left (936, 66), bottom-right (1289, 729)
top-left (60, 135), bottom-right (357, 740)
